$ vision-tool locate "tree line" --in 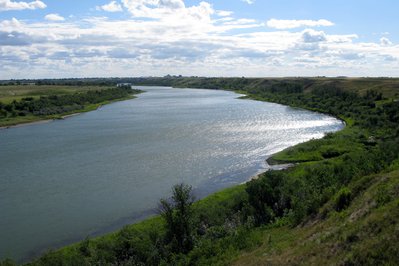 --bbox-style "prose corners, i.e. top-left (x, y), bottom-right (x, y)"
top-left (0, 86), bottom-right (140, 119)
